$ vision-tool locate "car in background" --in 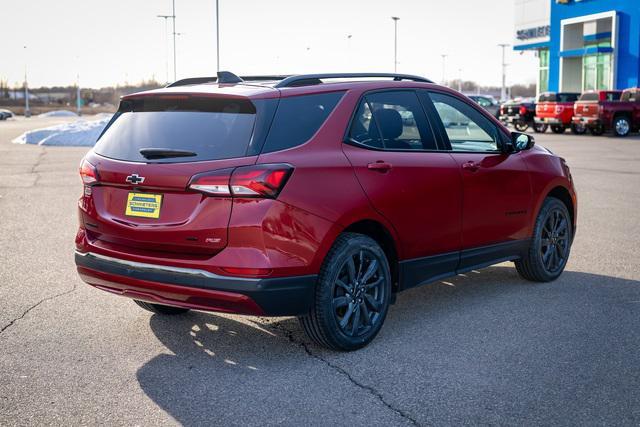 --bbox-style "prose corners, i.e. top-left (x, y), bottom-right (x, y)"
top-left (466, 94), bottom-right (500, 118)
top-left (0, 109), bottom-right (14, 120)
top-left (499, 97), bottom-right (538, 132)
top-left (74, 72), bottom-right (577, 351)
top-left (534, 92), bottom-right (581, 134)
top-left (571, 90), bottom-right (622, 136)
